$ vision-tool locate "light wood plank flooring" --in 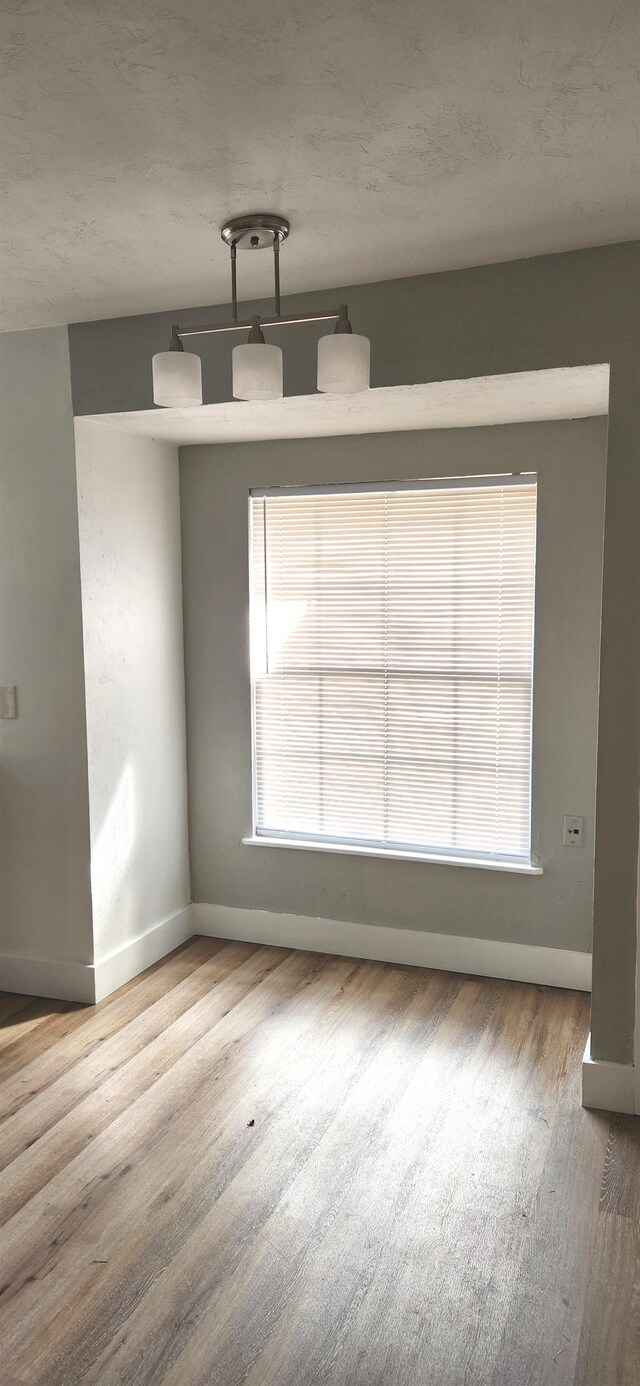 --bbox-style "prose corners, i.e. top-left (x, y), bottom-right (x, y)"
top-left (1, 937), bottom-right (638, 1385)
